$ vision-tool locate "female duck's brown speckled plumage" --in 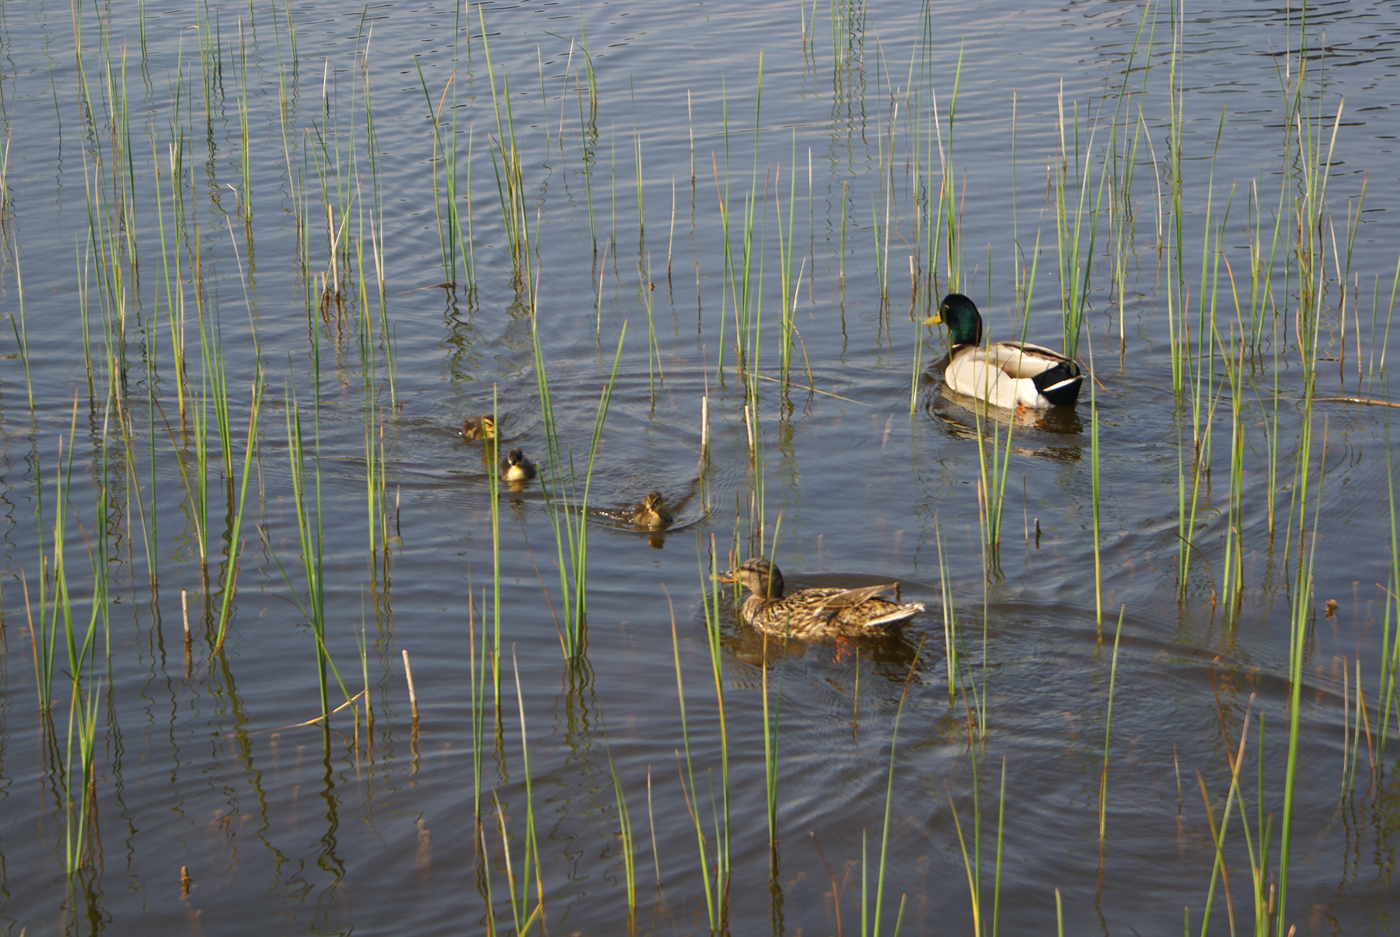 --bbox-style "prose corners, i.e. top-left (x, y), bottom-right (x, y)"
top-left (632, 491), bottom-right (673, 529)
top-left (716, 558), bottom-right (924, 638)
